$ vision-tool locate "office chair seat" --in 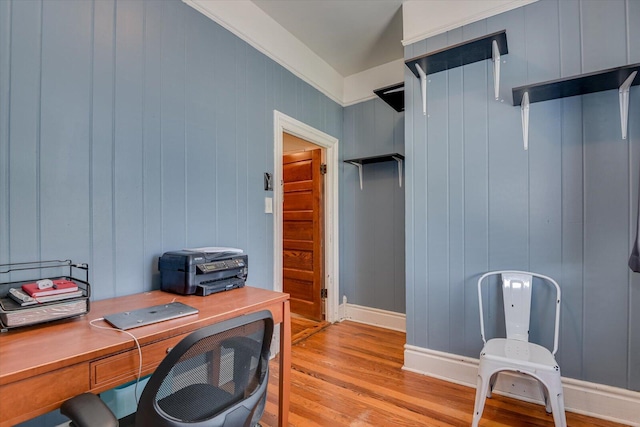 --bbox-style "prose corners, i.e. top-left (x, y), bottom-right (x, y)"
top-left (156, 383), bottom-right (238, 422)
